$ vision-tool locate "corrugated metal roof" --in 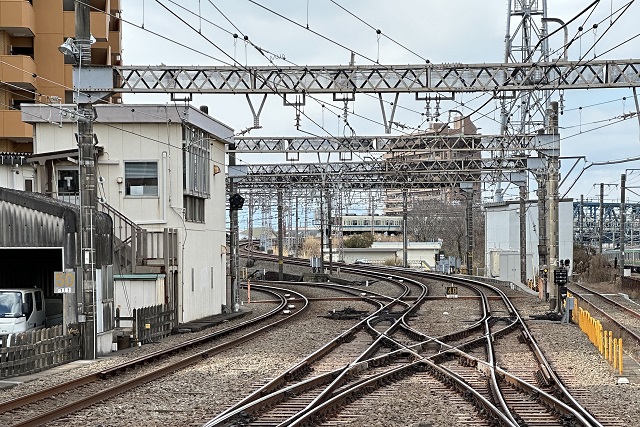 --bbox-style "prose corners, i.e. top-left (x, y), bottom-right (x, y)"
top-left (0, 188), bottom-right (112, 266)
